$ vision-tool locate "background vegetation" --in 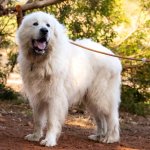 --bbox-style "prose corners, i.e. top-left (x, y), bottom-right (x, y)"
top-left (0, 0), bottom-right (150, 115)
